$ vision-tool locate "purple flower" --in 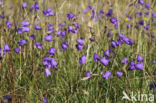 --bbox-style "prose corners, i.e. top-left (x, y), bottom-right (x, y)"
top-left (22, 2), bottom-right (27, 8)
top-left (34, 3), bottom-right (39, 11)
top-left (0, 1), bottom-right (3, 6)
top-left (137, 55), bottom-right (143, 63)
top-left (44, 68), bottom-right (51, 77)
top-left (6, 21), bottom-right (12, 28)
top-left (117, 72), bottom-right (123, 77)
top-left (149, 83), bottom-right (156, 91)
top-left (153, 71), bottom-right (156, 76)
top-left (152, 62), bottom-right (156, 64)
top-left (127, 24), bottom-right (131, 28)
top-left (144, 25), bottom-right (149, 30)
top-left (107, 30), bottom-right (113, 37)
top-left (14, 48), bottom-right (21, 54)
top-left (35, 25), bottom-right (41, 30)
top-left (43, 97), bottom-right (48, 103)
top-left (17, 28), bottom-right (23, 34)
top-left (43, 8), bottom-right (54, 16)
top-left (77, 38), bottom-right (84, 45)
top-left (29, 34), bottom-right (36, 40)
top-left (3, 44), bottom-right (10, 53)
top-left (22, 27), bottom-right (30, 32)
top-left (106, 9), bottom-right (113, 17)
top-left (100, 58), bottom-right (111, 66)
top-left (91, 9), bottom-right (95, 20)
top-left (21, 21), bottom-right (30, 27)
top-left (0, 49), bottom-right (1, 56)
top-left (110, 17), bottom-right (117, 24)
top-left (93, 53), bottom-right (100, 62)
top-left (129, 61), bottom-right (136, 70)
top-left (111, 40), bottom-right (117, 48)
top-left (104, 49), bottom-right (110, 58)
top-left (123, 38), bottom-right (134, 46)
top-left (51, 58), bottom-right (58, 68)
top-left (76, 44), bottom-right (83, 51)
top-left (61, 41), bottom-right (68, 50)
top-left (49, 48), bottom-right (56, 56)
top-left (35, 42), bottom-right (42, 49)
top-left (18, 39), bottom-right (27, 46)
top-left (135, 63), bottom-right (144, 70)
top-left (67, 13), bottom-right (75, 20)
top-left (44, 35), bottom-right (53, 42)
top-left (102, 71), bottom-right (111, 80)
top-left (138, 0), bottom-right (144, 5)
top-left (152, 13), bottom-right (156, 18)
top-left (121, 57), bottom-right (128, 64)
top-left (57, 31), bottom-right (66, 37)
top-left (85, 72), bottom-right (91, 77)
top-left (145, 3), bottom-right (150, 9)
top-left (139, 20), bottom-right (144, 26)
top-left (79, 55), bottom-right (86, 64)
